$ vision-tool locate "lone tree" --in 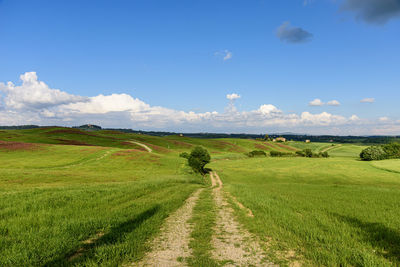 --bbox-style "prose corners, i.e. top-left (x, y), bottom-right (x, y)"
top-left (187, 146), bottom-right (210, 174)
